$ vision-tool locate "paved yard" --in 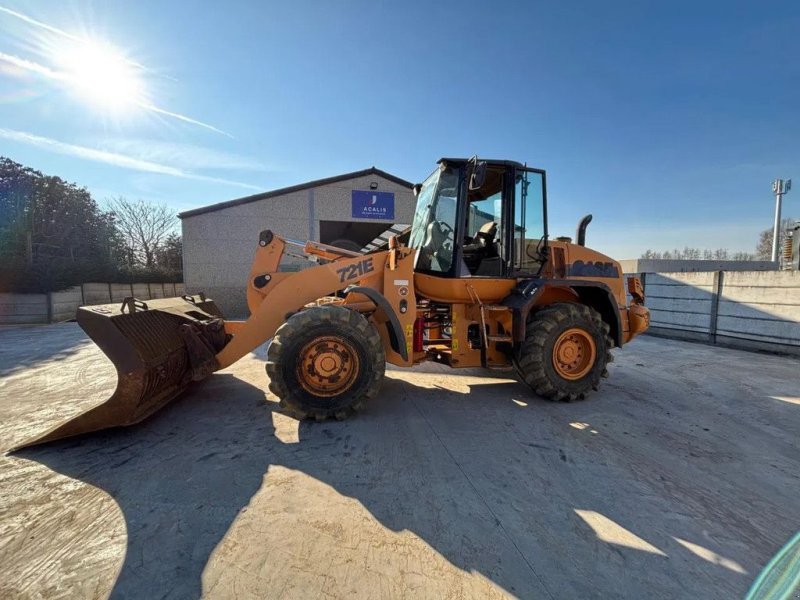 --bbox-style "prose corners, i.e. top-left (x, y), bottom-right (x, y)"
top-left (0, 324), bottom-right (798, 599)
